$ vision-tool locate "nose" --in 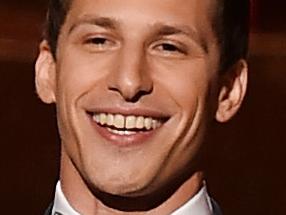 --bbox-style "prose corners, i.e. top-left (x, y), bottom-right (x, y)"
top-left (107, 45), bottom-right (153, 102)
